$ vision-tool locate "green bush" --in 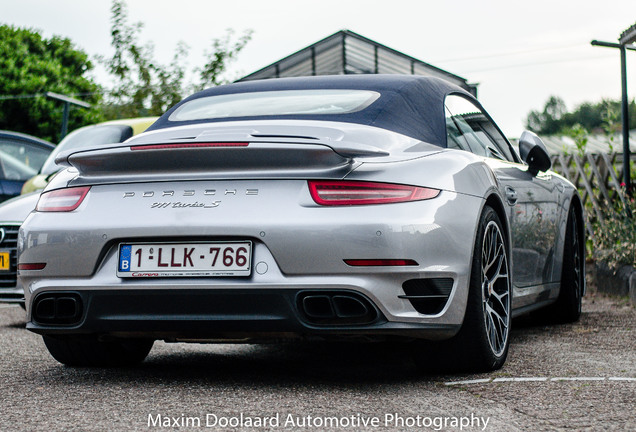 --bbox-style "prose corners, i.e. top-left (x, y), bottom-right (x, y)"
top-left (592, 191), bottom-right (636, 270)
